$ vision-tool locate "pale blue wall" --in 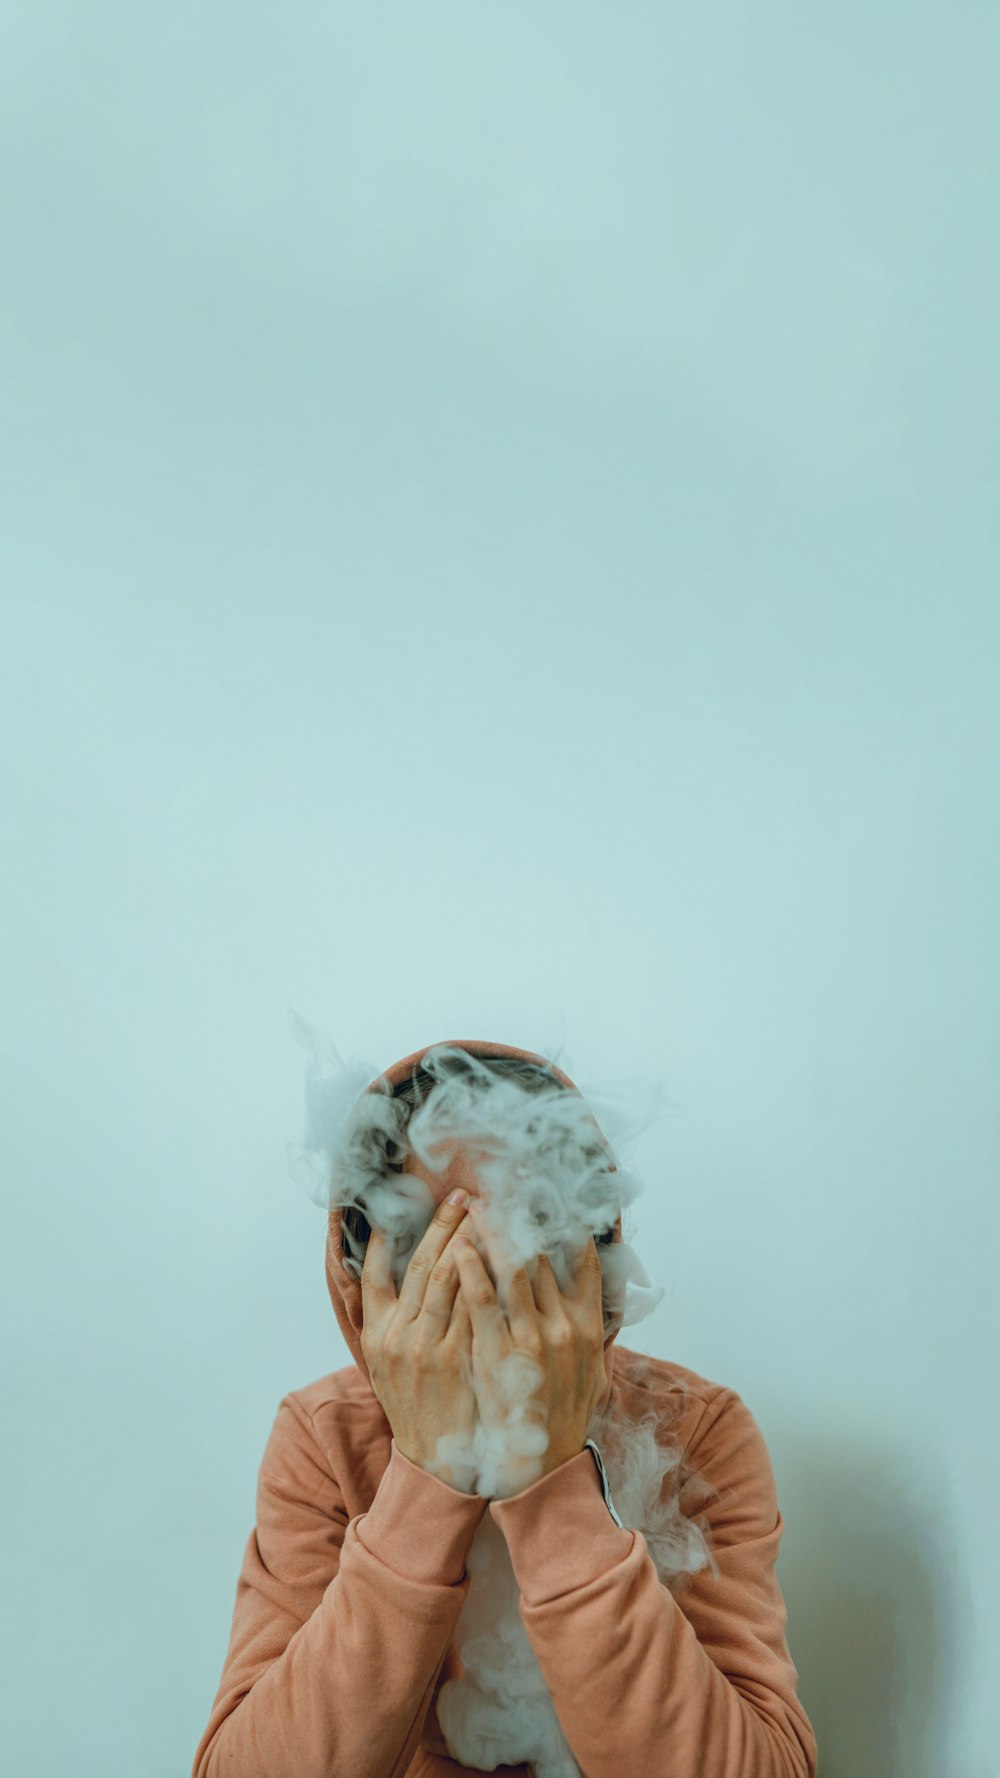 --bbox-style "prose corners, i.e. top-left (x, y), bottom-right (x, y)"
top-left (2, 5), bottom-right (997, 1775)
